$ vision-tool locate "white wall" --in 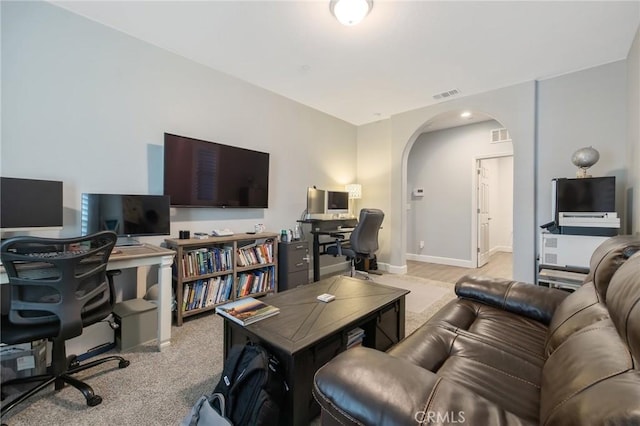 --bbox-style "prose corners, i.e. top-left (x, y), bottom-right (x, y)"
top-left (628, 27), bottom-right (640, 235)
top-left (536, 61), bottom-right (628, 231)
top-left (406, 120), bottom-right (513, 264)
top-left (1, 1), bottom-right (357, 246)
